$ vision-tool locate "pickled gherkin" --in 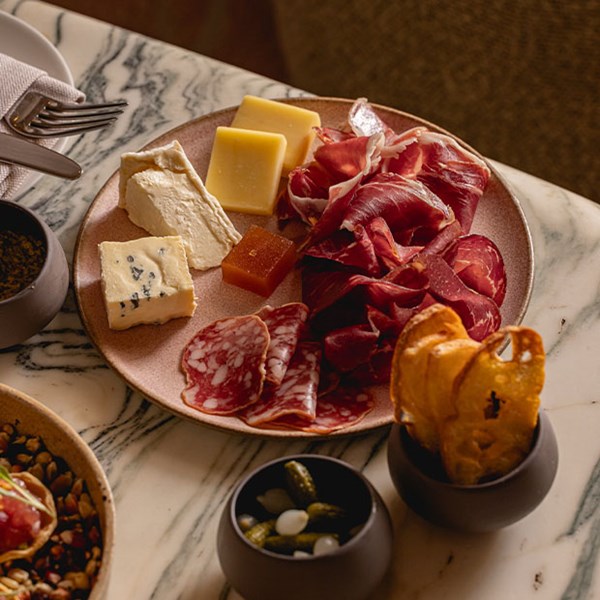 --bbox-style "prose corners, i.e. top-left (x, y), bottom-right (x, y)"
top-left (240, 459), bottom-right (367, 558)
top-left (284, 460), bottom-right (318, 507)
top-left (263, 532), bottom-right (339, 554)
top-left (244, 519), bottom-right (275, 548)
top-left (307, 502), bottom-right (348, 529)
